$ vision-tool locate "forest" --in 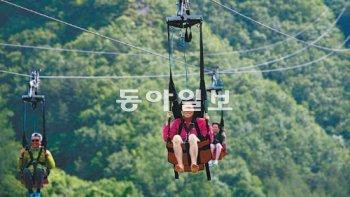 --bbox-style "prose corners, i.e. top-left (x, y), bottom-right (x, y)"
top-left (0, 0), bottom-right (350, 196)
